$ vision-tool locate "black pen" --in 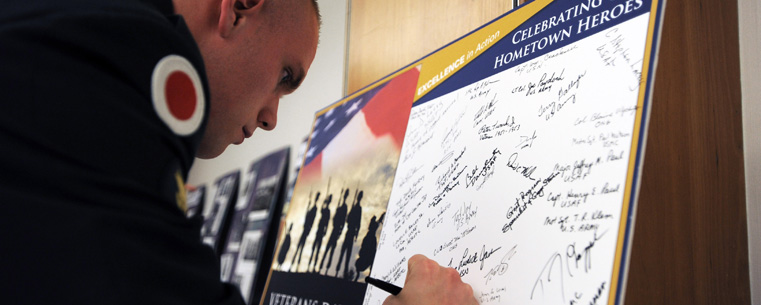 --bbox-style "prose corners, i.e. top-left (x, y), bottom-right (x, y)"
top-left (365, 276), bottom-right (403, 295)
